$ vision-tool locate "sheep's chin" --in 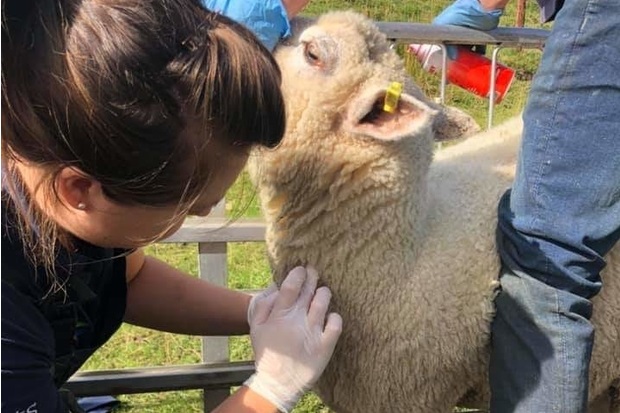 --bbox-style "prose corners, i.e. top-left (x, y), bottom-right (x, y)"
top-left (345, 92), bottom-right (428, 141)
